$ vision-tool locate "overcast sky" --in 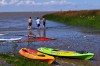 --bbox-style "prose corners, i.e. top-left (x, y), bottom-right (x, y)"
top-left (0, 0), bottom-right (100, 12)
